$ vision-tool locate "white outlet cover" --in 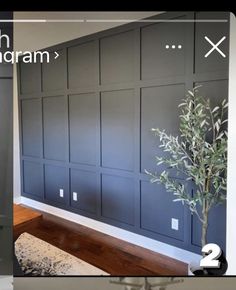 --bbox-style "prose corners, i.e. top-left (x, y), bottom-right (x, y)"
top-left (171, 218), bottom-right (179, 231)
top-left (59, 189), bottom-right (64, 198)
top-left (73, 192), bottom-right (78, 201)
